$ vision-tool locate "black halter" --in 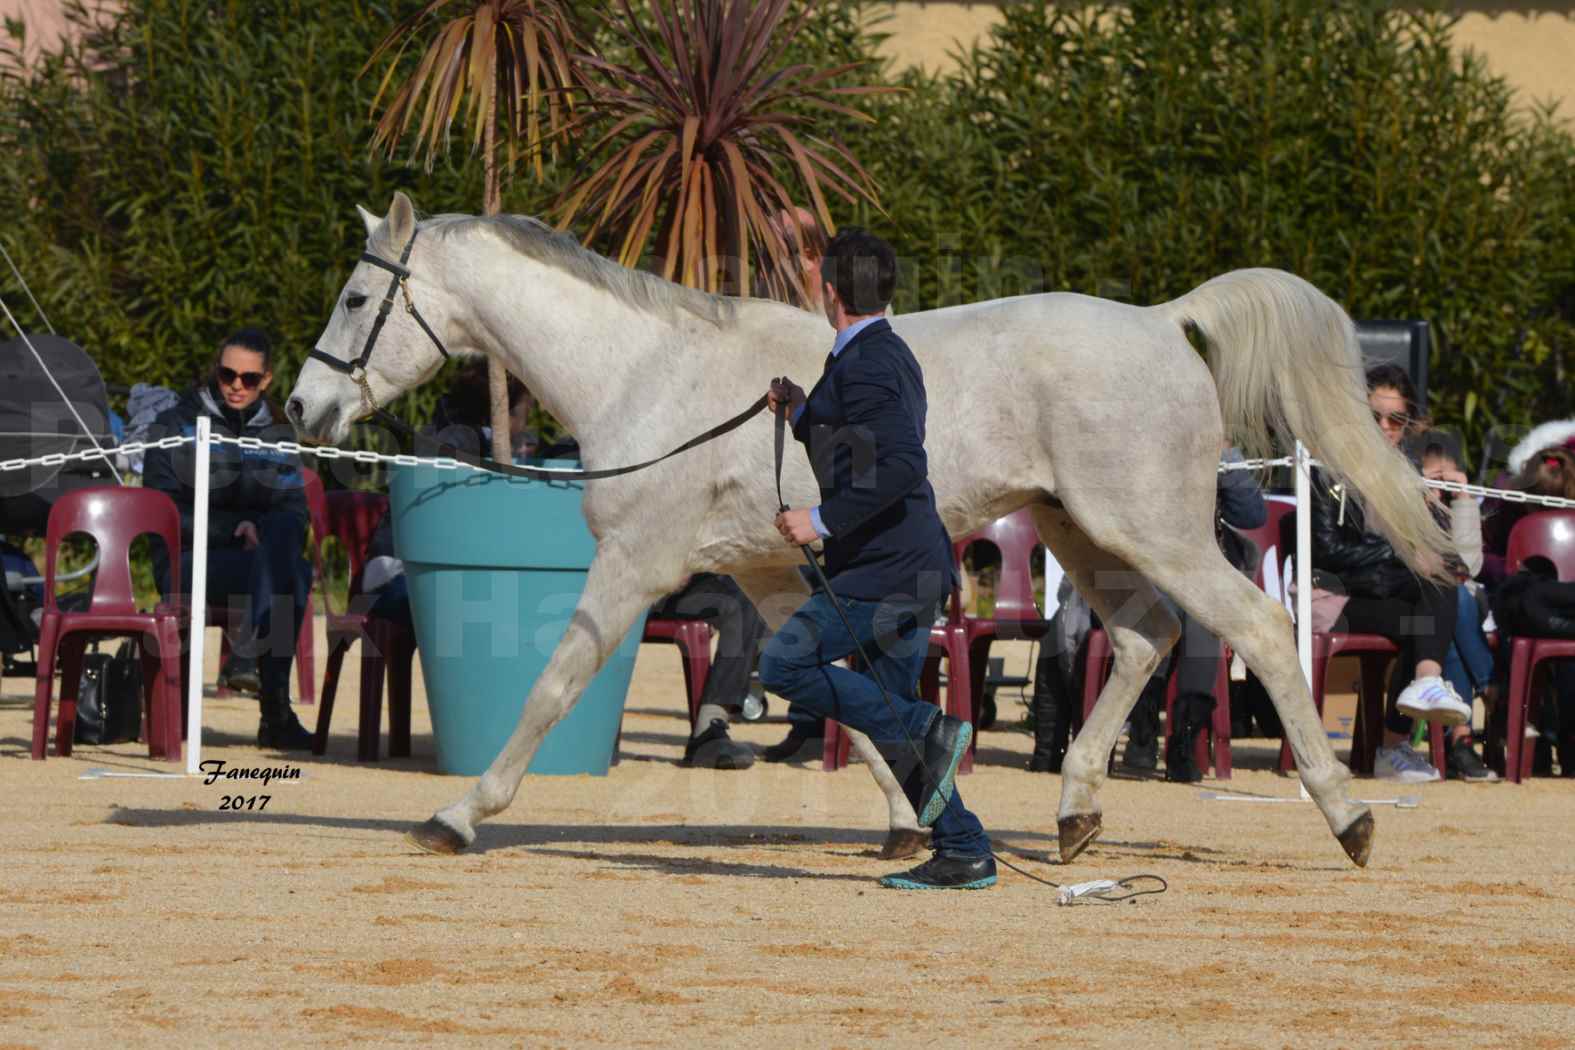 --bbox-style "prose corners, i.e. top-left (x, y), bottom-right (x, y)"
top-left (307, 228), bottom-right (450, 419)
